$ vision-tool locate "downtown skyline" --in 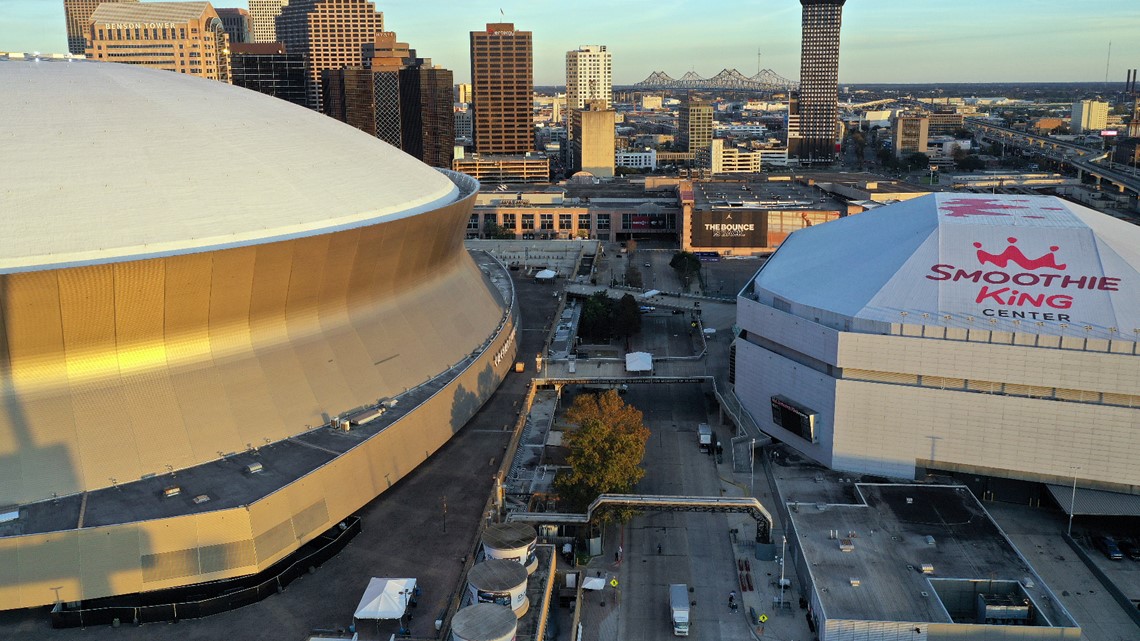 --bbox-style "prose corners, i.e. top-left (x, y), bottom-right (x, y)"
top-left (3, 0), bottom-right (1140, 85)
